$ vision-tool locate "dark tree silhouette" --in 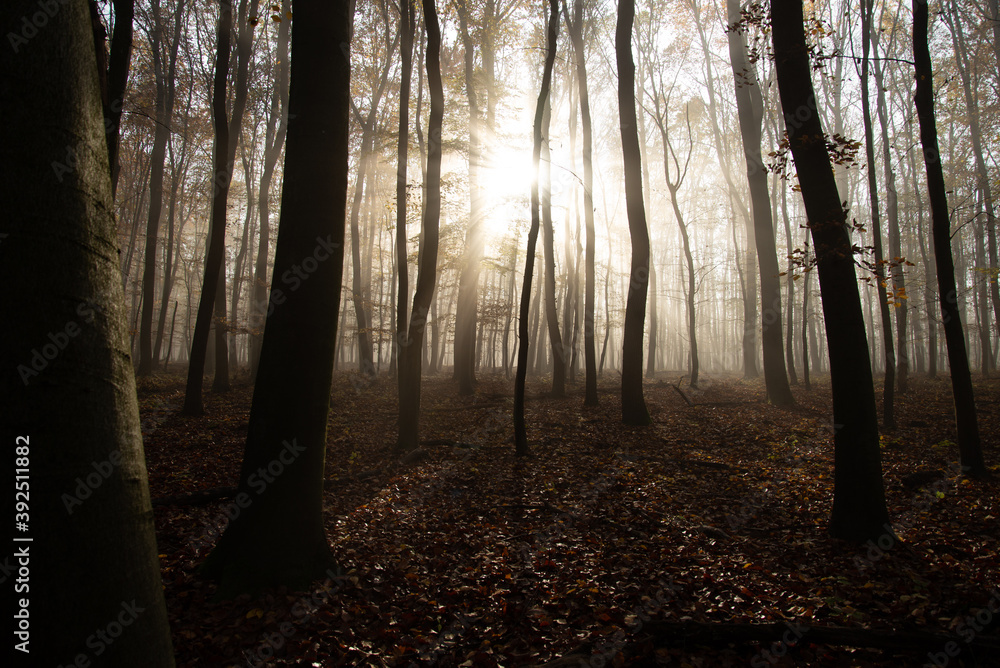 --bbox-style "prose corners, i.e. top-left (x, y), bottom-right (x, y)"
top-left (912, 0), bottom-right (989, 479)
top-left (515, 0), bottom-right (559, 455)
top-left (771, 0), bottom-right (891, 541)
top-left (200, 0), bottom-right (351, 595)
top-left (616, 0), bottom-right (651, 425)
top-left (397, 0), bottom-right (443, 454)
